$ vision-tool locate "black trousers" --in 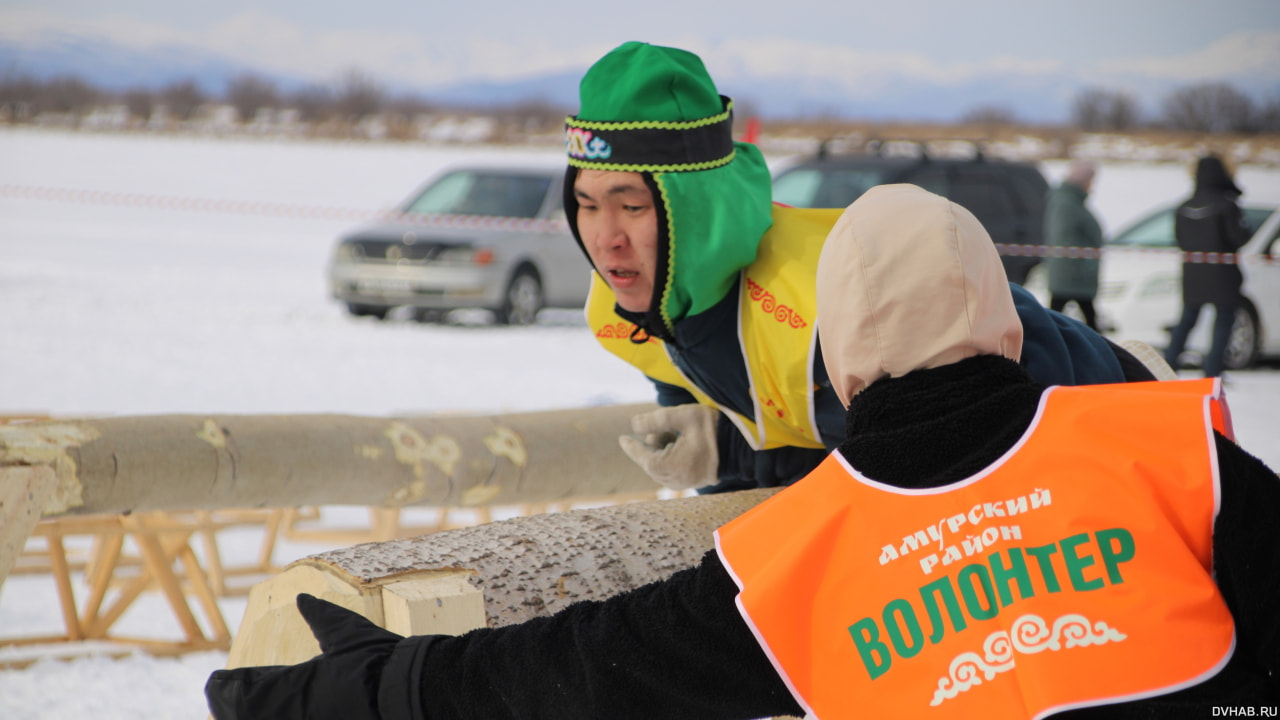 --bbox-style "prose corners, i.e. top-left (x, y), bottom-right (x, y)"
top-left (1049, 295), bottom-right (1097, 331)
top-left (1164, 298), bottom-right (1240, 377)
